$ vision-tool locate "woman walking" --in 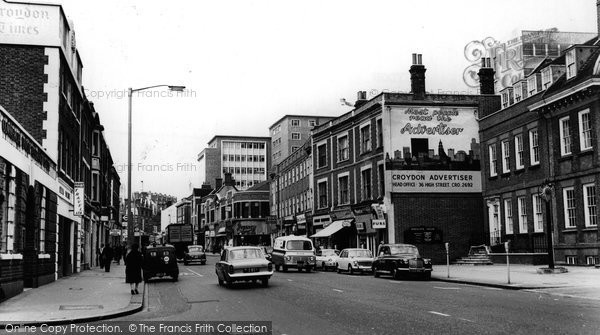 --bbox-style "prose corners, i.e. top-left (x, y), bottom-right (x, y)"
top-left (125, 243), bottom-right (143, 295)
